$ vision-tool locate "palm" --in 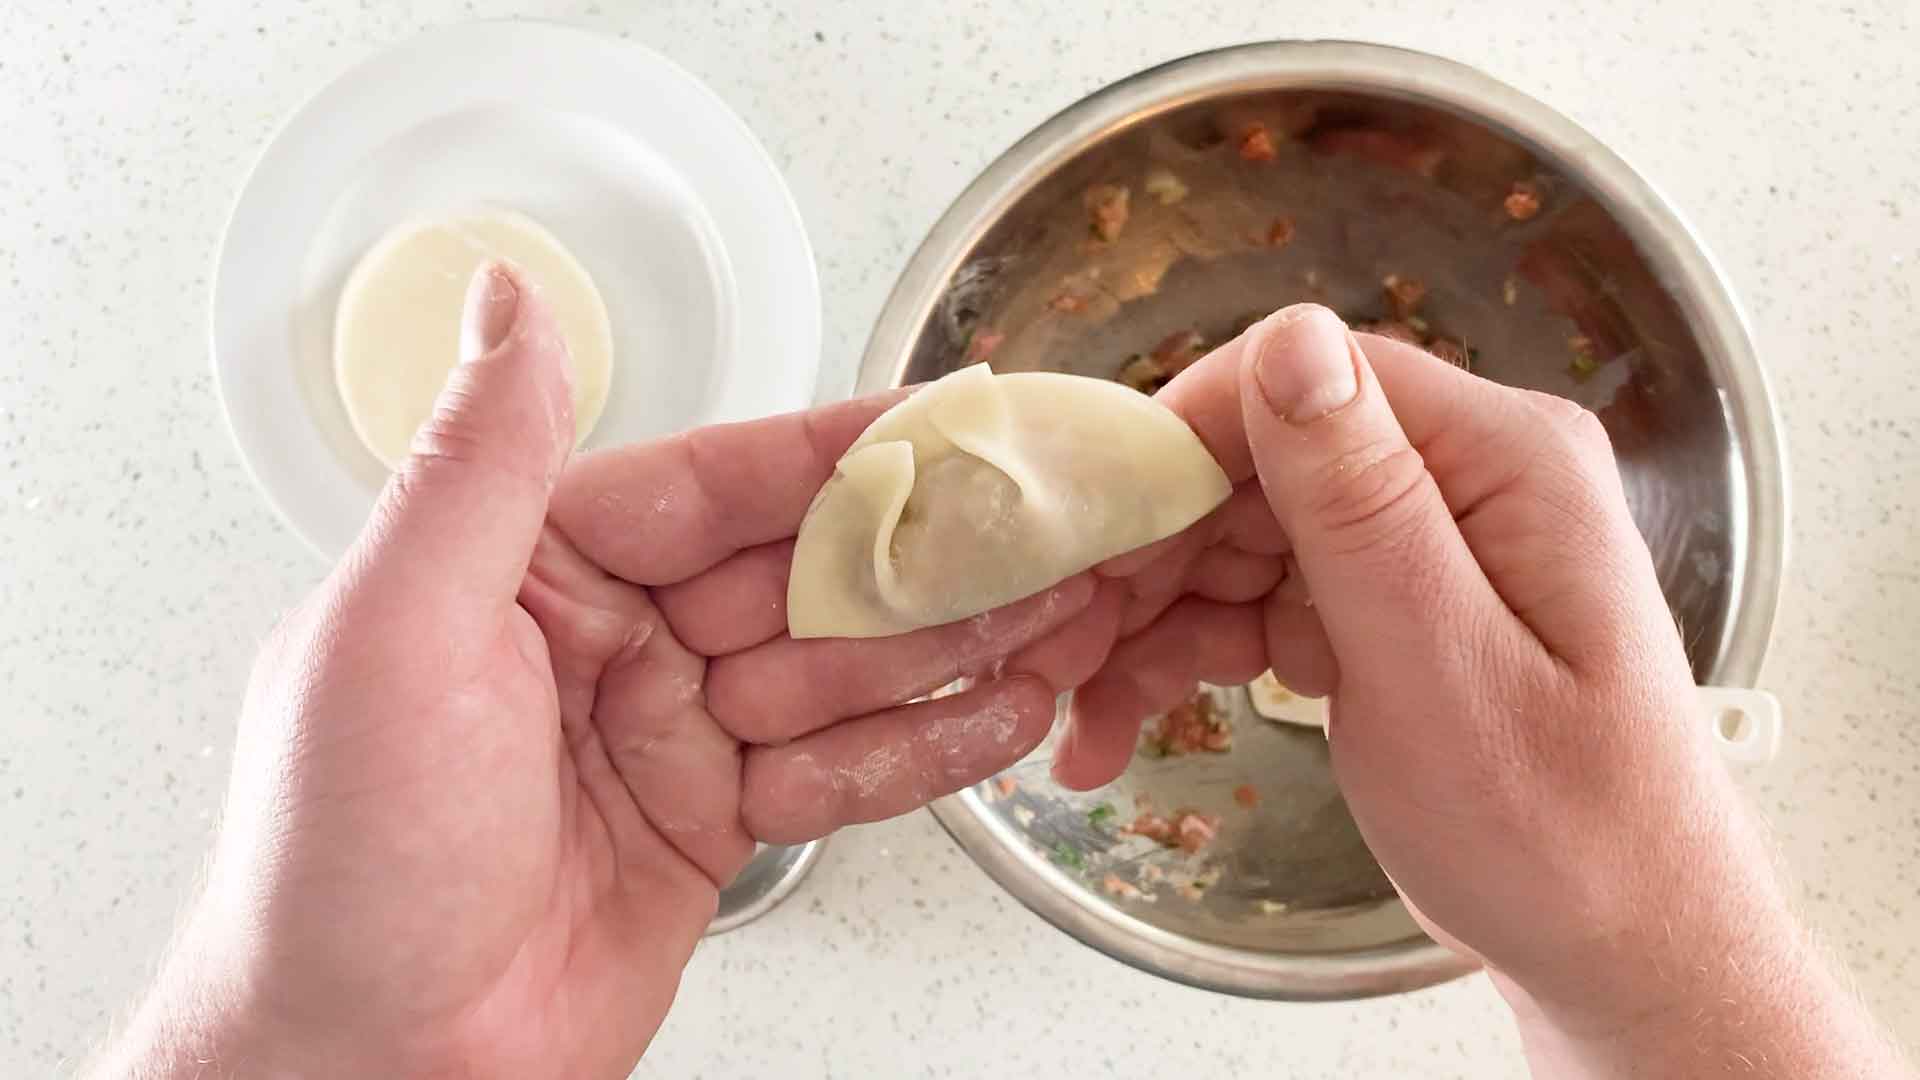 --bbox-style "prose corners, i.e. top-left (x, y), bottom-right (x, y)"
top-left (407, 591), bottom-right (699, 1080)
top-left (223, 393), bottom-right (1117, 1080)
